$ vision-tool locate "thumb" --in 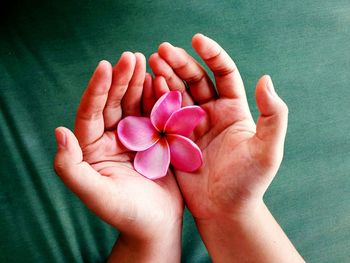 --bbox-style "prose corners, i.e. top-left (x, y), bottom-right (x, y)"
top-left (255, 75), bottom-right (288, 166)
top-left (54, 127), bottom-right (109, 209)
